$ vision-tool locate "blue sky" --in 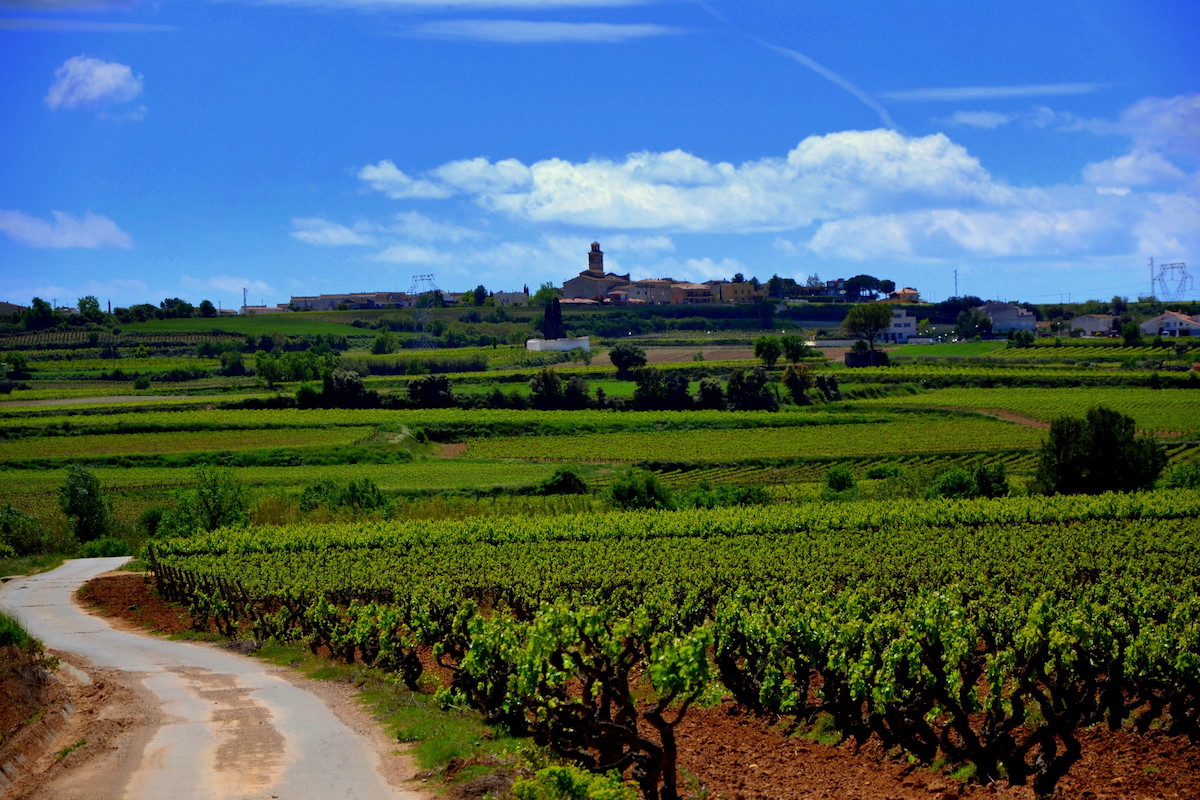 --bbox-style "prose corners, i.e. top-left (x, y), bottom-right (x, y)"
top-left (2, 0), bottom-right (1198, 311)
